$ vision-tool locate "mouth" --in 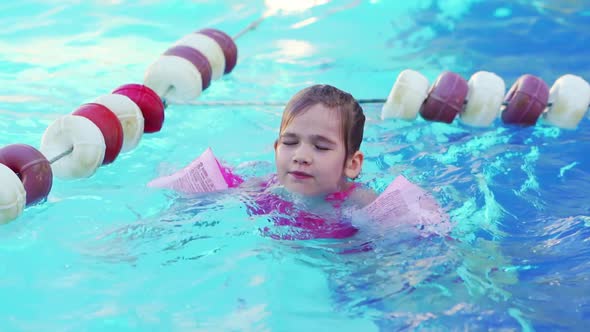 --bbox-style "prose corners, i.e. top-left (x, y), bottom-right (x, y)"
top-left (289, 171), bottom-right (313, 180)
